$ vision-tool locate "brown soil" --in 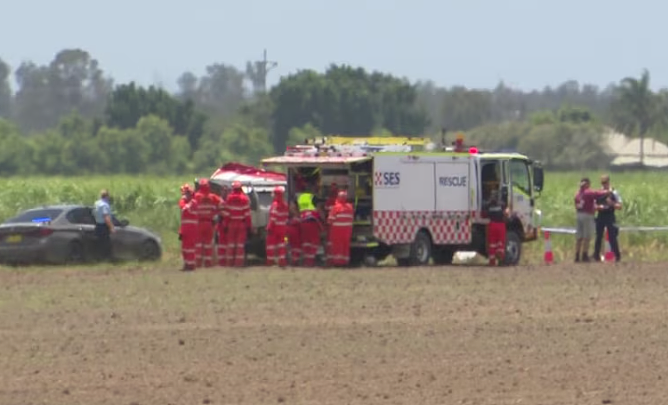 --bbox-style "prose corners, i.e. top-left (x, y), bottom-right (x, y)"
top-left (1, 262), bottom-right (668, 404)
